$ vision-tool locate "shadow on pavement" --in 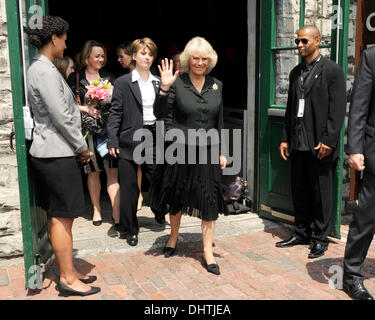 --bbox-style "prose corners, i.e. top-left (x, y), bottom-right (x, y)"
top-left (305, 257), bottom-right (375, 285)
top-left (144, 234), bottom-right (222, 263)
